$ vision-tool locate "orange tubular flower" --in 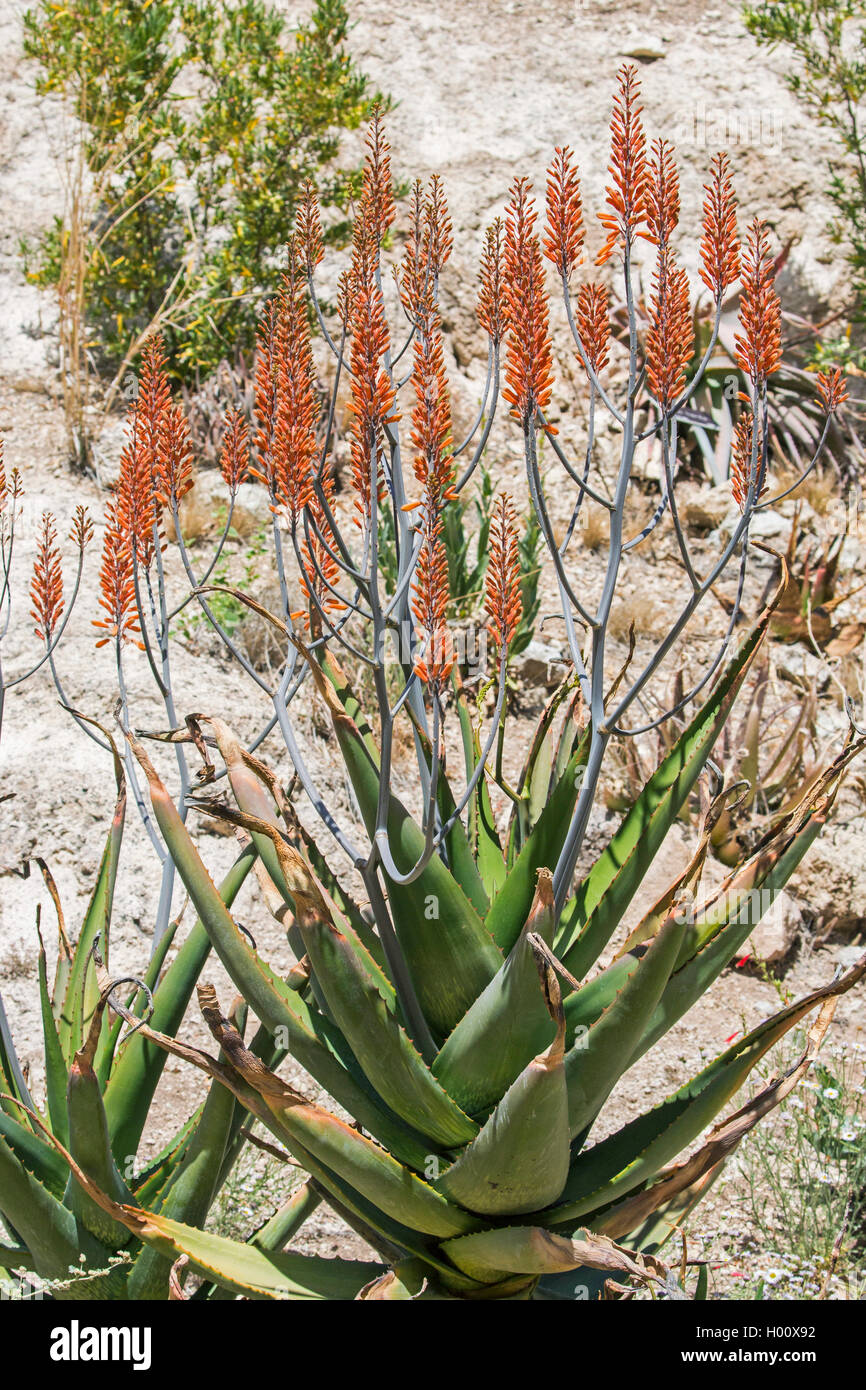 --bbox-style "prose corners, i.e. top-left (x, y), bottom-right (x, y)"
top-left (700, 153), bottom-right (740, 299)
top-left (503, 177), bottom-right (556, 429)
top-left (0, 437), bottom-right (6, 512)
top-left (730, 411), bottom-right (766, 511)
top-left (363, 106), bottom-right (396, 247)
top-left (296, 180), bottom-right (324, 273)
top-left (544, 145), bottom-right (585, 280)
top-left (69, 505), bottom-right (94, 552)
top-left (273, 248), bottom-right (318, 524)
top-left (412, 527), bottom-right (453, 689)
top-left (476, 218), bottom-right (510, 346)
top-left (399, 180), bottom-right (429, 320)
top-left (816, 367), bottom-right (849, 414)
top-left (137, 334), bottom-right (172, 477)
top-left (93, 499), bottom-right (141, 649)
top-left (220, 409), bottom-right (250, 493)
top-left (646, 247), bottom-right (694, 411)
top-left (597, 64), bottom-right (648, 266)
top-left (425, 173), bottom-right (453, 280)
top-left (645, 137), bottom-right (680, 249)
top-left (30, 512), bottom-right (64, 643)
top-left (346, 183), bottom-right (397, 529)
top-left (116, 428), bottom-right (159, 571)
top-left (299, 459), bottom-right (346, 631)
top-left (576, 282), bottom-right (611, 376)
top-left (116, 334), bottom-right (174, 567)
top-left (485, 493), bottom-right (522, 654)
top-left (155, 402), bottom-right (194, 509)
top-left (734, 218), bottom-right (782, 387)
